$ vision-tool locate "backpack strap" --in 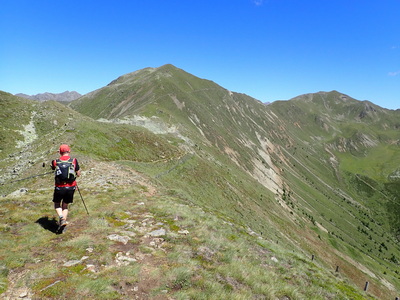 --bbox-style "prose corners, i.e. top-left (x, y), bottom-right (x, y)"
top-left (70, 158), bottom-right (76, 169)
top-left (56, 158), bottom-right (68, 163)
